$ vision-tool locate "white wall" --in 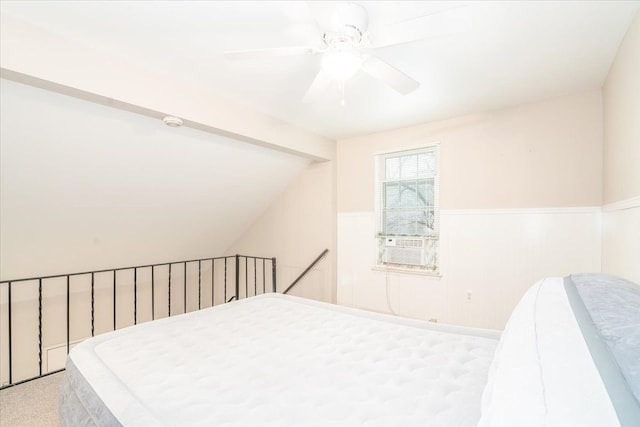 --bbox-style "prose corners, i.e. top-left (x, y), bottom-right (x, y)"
top-left (603, 12), bottom-right (640, 205)
top-left (338, 209), bottom-right (600, 330)
top-left (602, 198), bottom-right (640, 285)
top-left (601, 12), bottom-right (640, 284)
top-left (337, 91), bottom-right (604, 329)
top-left (225, 160), bottom-right (336, 303)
